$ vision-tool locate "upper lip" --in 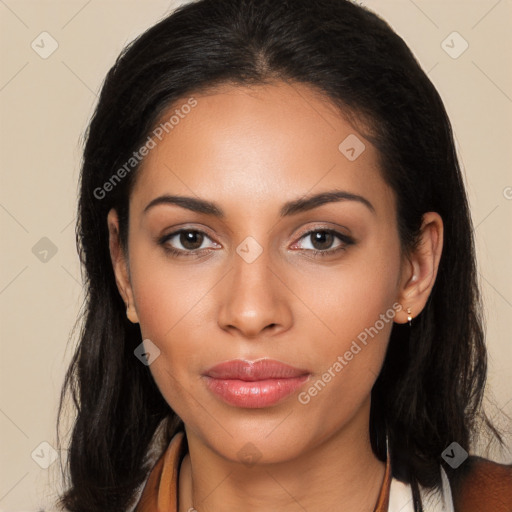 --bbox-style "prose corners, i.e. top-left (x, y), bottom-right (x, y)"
top-left (204, 359), bottom-right (310, 381)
